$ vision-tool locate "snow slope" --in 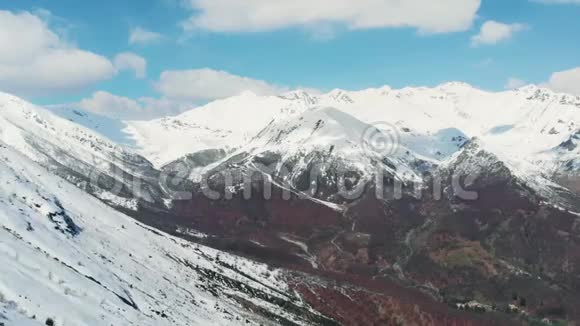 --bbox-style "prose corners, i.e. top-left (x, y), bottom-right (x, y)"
top-left (0, 93), bottom-right (141, 170)
top-left (0, 141), bottom-right (330, 326)
top-left (46, 106), bottom-right (137, 147)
